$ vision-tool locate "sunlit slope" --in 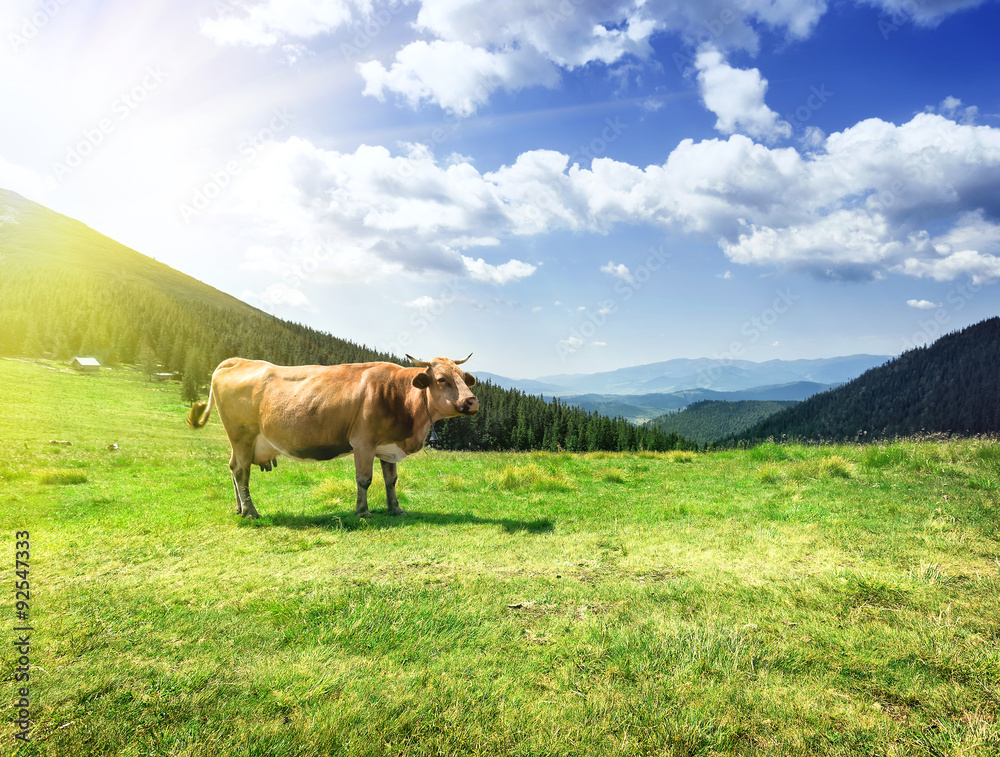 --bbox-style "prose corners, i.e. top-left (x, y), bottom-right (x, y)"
top-left (0, 188), bottom-right (392, 367)
top-left (0, 189), bottom-right (253, 310)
